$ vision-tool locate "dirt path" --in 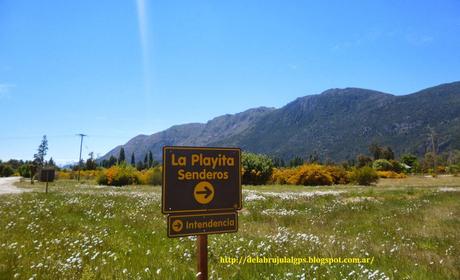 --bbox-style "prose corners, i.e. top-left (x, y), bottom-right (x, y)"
top-left (0, 177), bottom-right (25, 195)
